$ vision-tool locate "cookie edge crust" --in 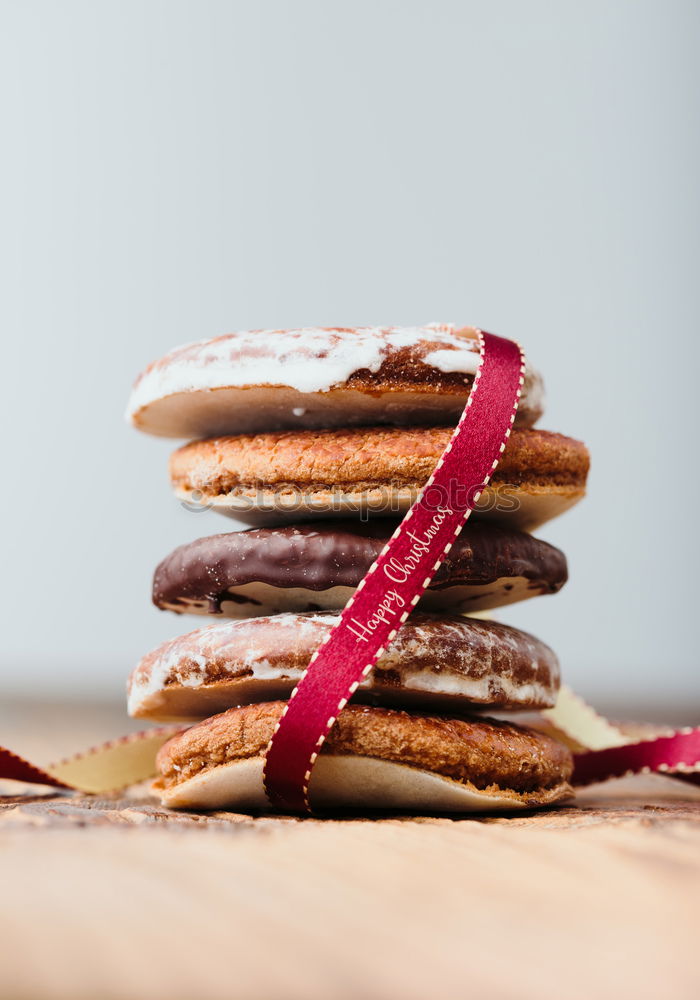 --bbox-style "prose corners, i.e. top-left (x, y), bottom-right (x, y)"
top-left (157, 754), bottom-right (573, 813)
